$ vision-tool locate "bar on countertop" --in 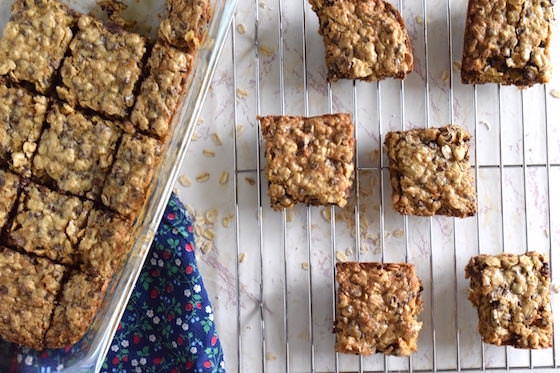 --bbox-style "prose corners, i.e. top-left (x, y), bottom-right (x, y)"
top-left (259, 113), bottom-right (355, 210)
